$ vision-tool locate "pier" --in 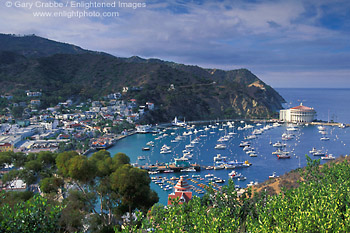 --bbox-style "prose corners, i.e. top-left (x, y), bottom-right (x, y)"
top-left (139, 163), bottom-right (201, 173)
